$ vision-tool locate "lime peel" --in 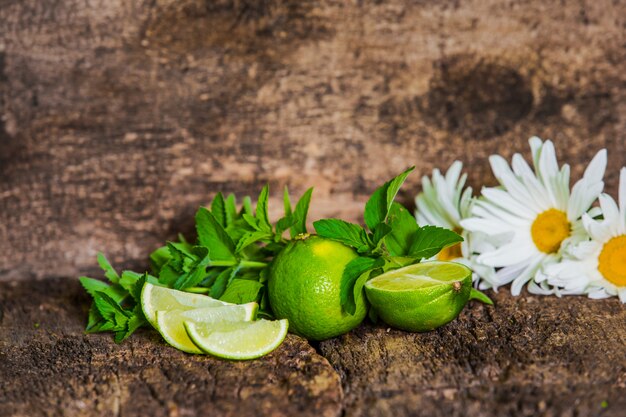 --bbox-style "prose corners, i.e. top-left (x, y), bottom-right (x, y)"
top-left (185, 319), bottom-right (289, 360)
